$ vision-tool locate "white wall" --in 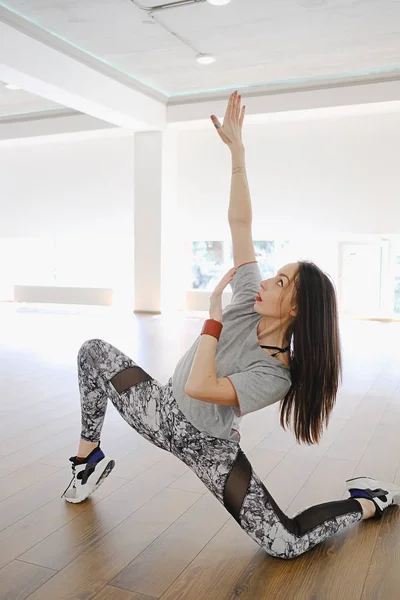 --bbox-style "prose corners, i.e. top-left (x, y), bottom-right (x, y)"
top-left (0, 135), bottom-right (135, 237)
top-left (176, 110), bottom-right (399, 239)
top-left (0, 134), bottom-right (136, 307)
